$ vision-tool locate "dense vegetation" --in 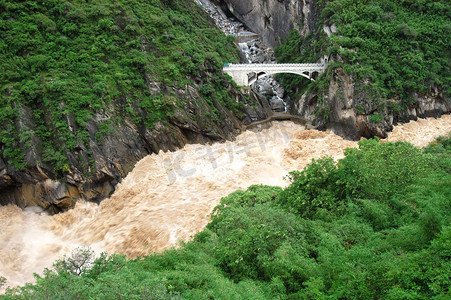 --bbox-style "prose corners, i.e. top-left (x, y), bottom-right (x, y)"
top-left (2, 134), bottom-right (450, 299)
top-left (275, 0), bottom-right (450, 118)
top-left (0, 0), bottom-right (240, 173)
